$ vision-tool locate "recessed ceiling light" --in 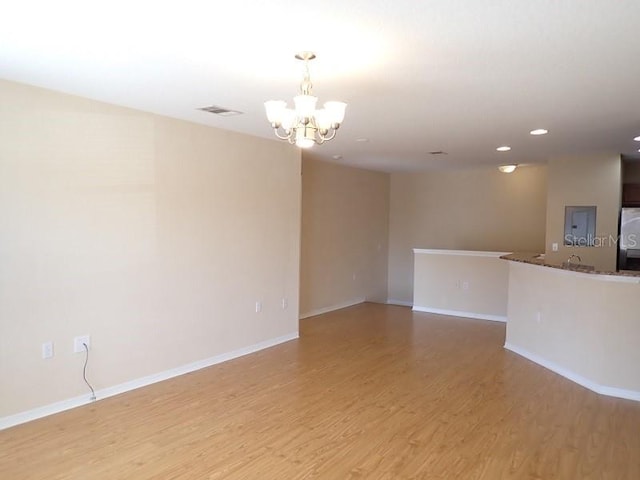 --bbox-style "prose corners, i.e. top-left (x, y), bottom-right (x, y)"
top-left (498, 165), bottom-right (517, 173)
top-left (530, 129), bottom-right (548, 136)
top-left (355, 138), bottom-right (369, 143)
top-left (496, 146), bottom-right (511, 152)
top-left (634, 136), bottom-right (640, 141)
